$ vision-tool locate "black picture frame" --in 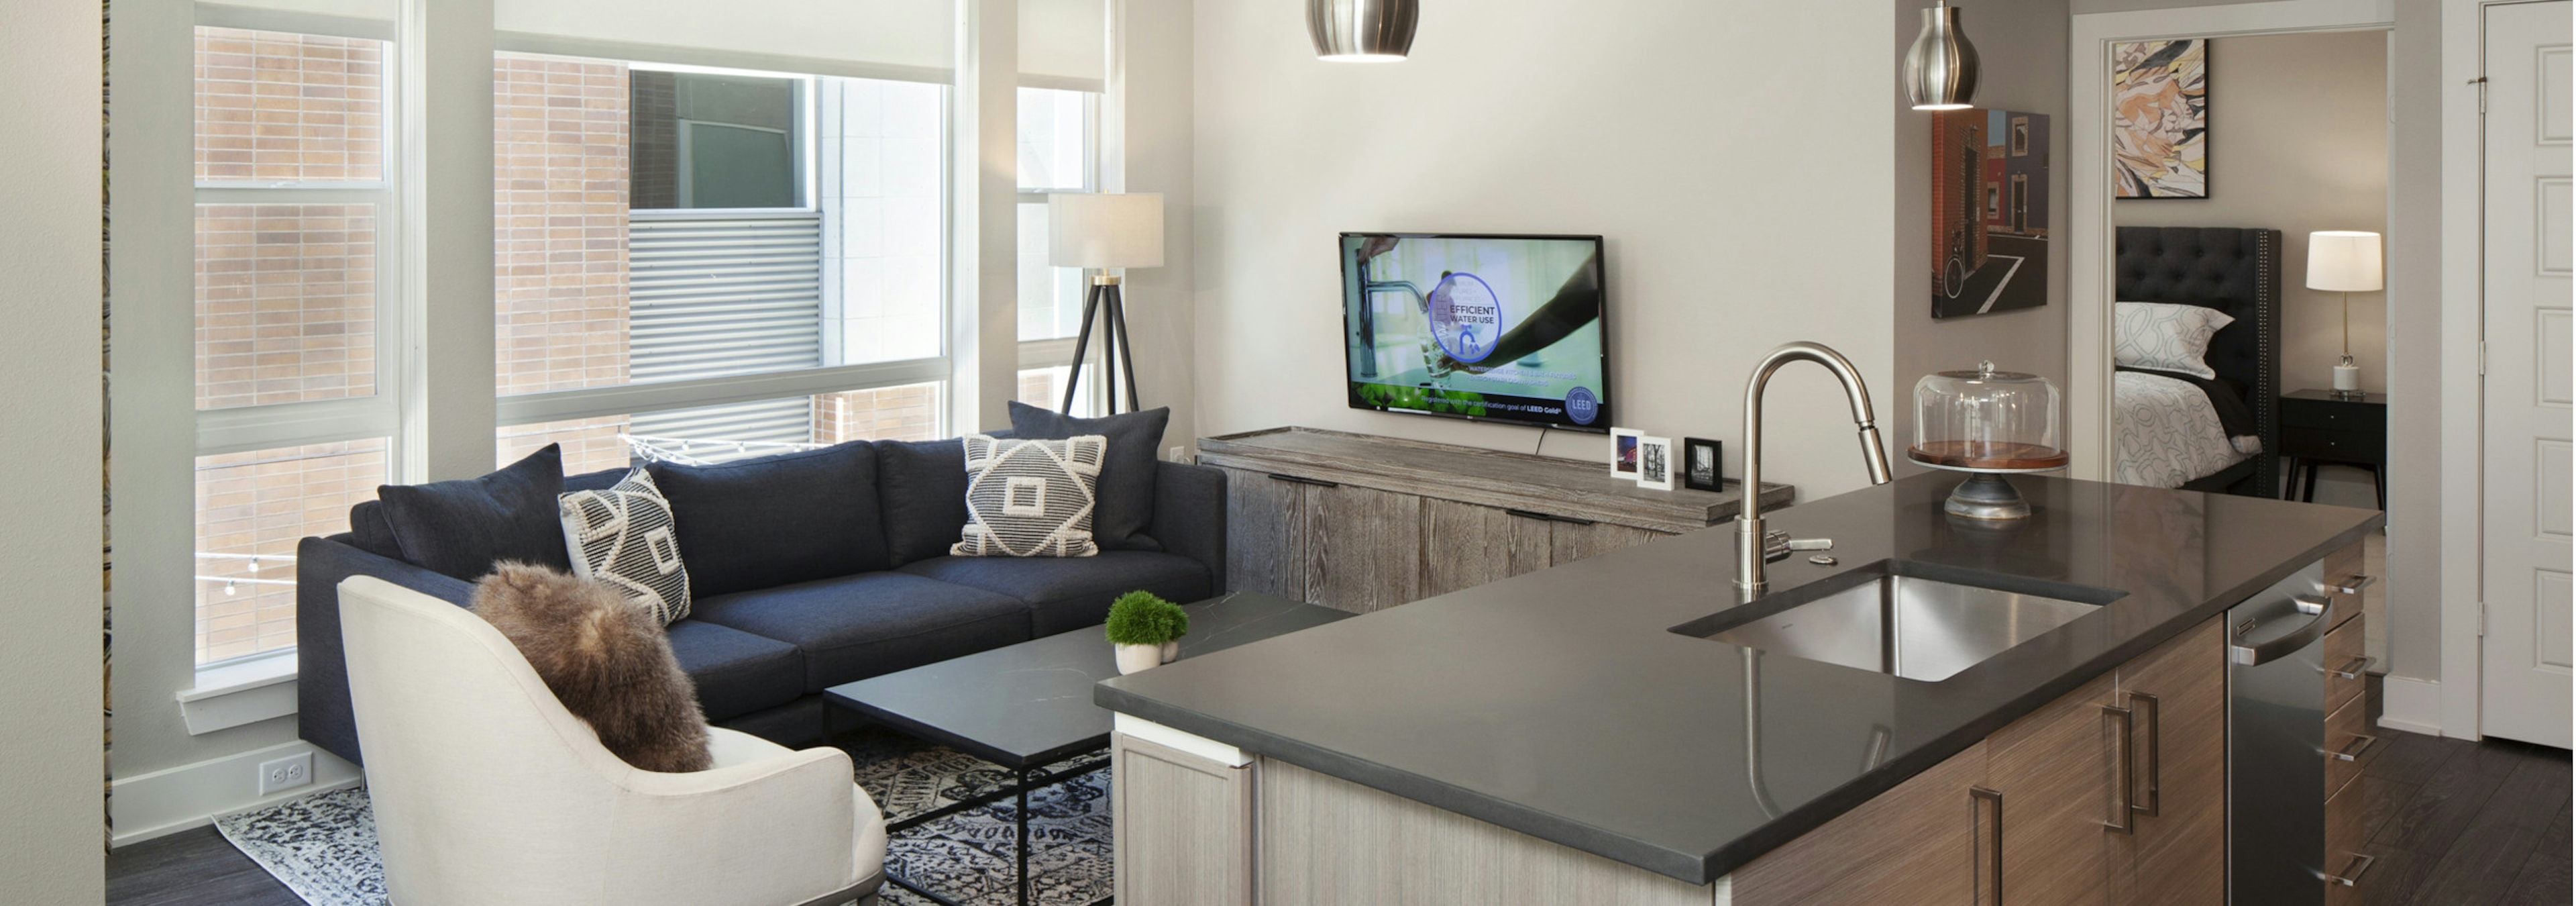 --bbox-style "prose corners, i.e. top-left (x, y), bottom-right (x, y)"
top-left (1682, 438), bottom-right (1724, 492)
